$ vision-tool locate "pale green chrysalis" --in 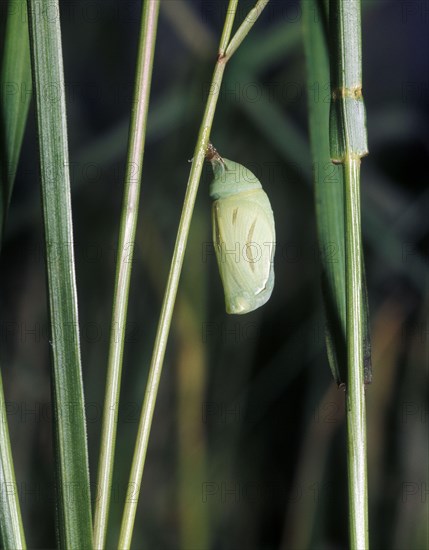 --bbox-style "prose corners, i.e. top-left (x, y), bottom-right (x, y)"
top-left (207, 144), bottom-right (275, 315)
